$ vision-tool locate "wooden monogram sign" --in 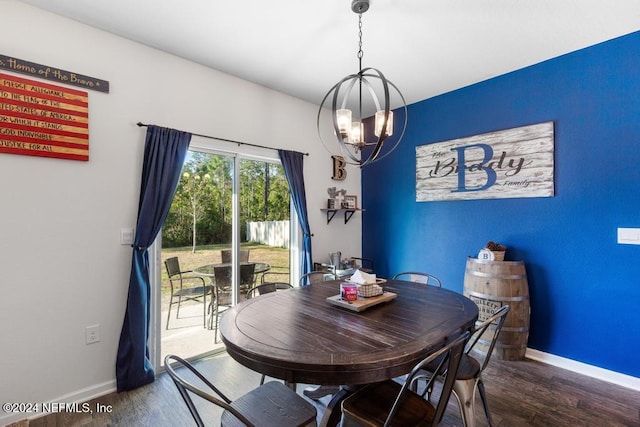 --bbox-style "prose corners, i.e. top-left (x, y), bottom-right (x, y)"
top-left (416, 122), bottom-right (554, 201)
top-left (332, 155), bottom-right (347, 180)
